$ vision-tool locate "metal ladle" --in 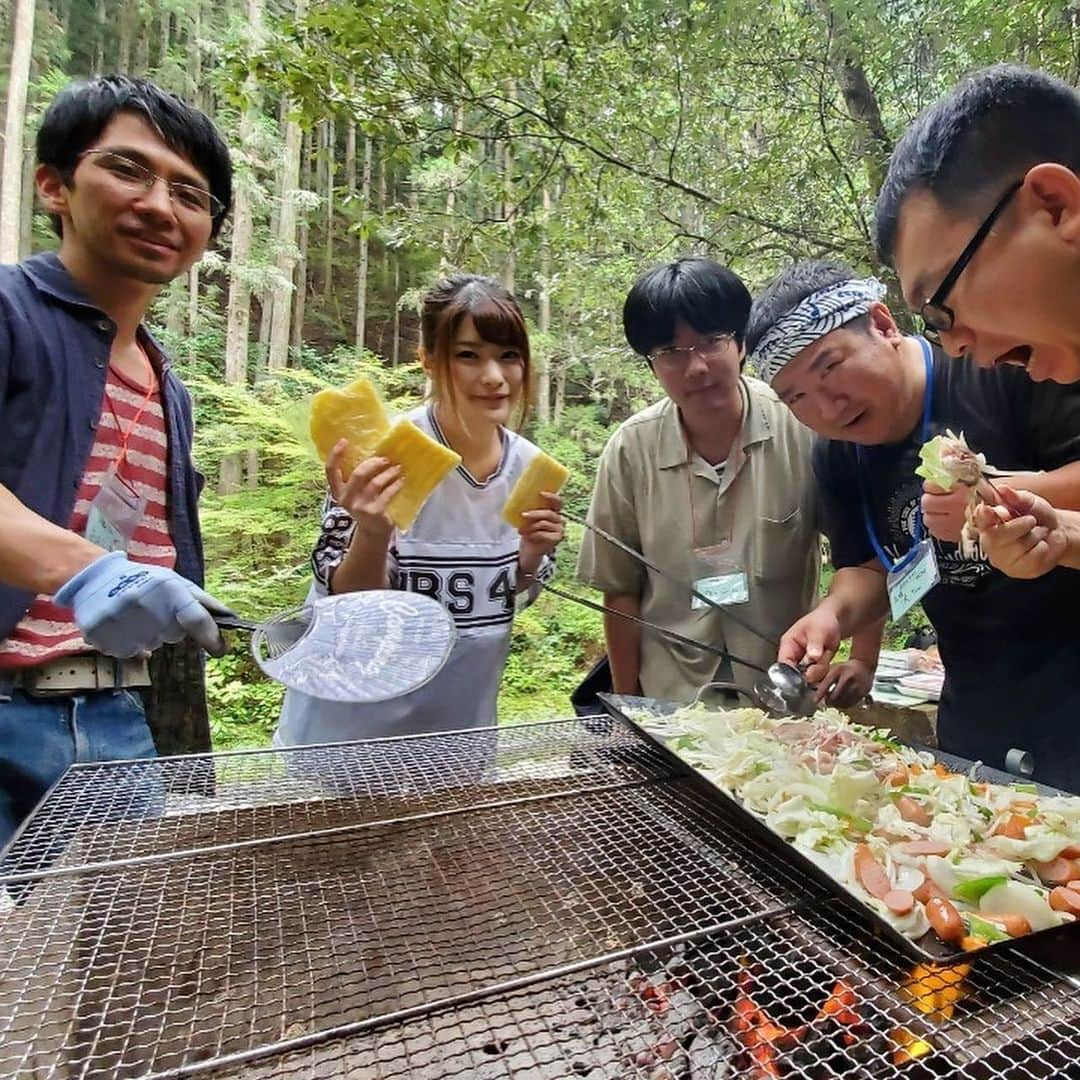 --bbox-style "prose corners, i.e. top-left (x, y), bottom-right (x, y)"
top-left (540, 581), bottom-right (817, 717)
top-left (755, 661), bottom-right (817, 716)
top-left (558, 513), bottom-right (819, 716)
top-left (692, 662), bottom-right (815, 717)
